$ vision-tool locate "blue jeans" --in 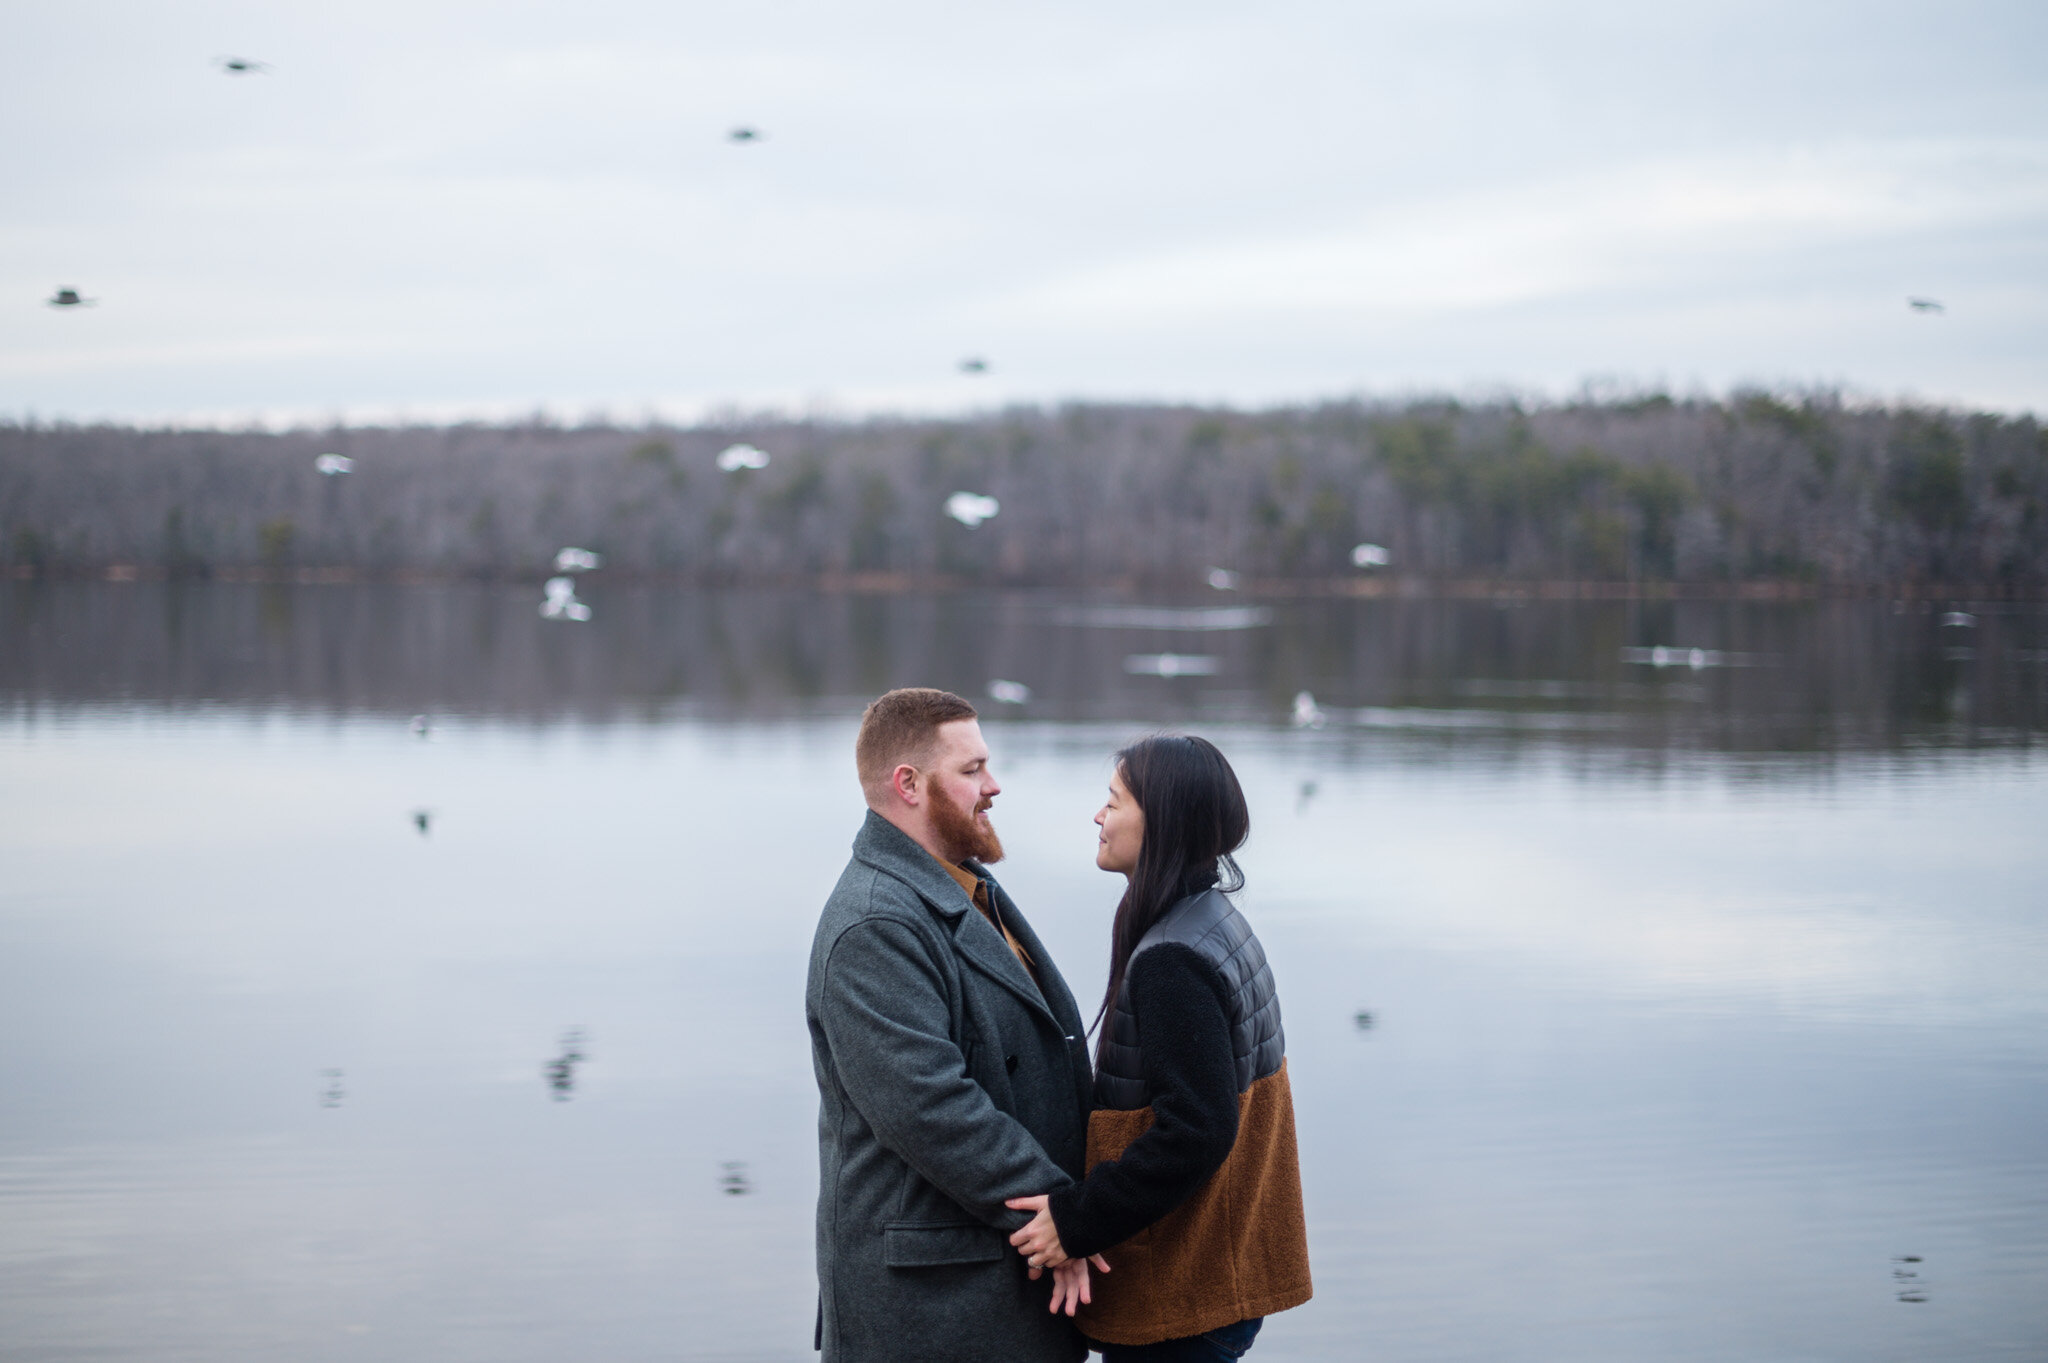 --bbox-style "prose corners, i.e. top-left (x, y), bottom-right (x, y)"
top-left (1098, 1316), bottom-right (1262, 1362)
